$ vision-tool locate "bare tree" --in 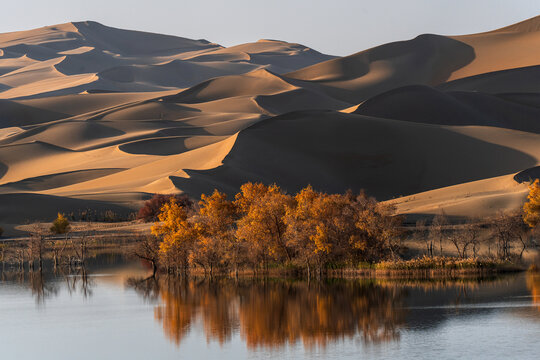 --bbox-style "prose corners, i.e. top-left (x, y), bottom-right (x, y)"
top-left (430, 212), bottom-right (448, 256)
top-left (132, 235), bottom-right (161, 276)
top-left (463, 220), bottom-right (481, 258)
top-left (415, 219), bottom-right (432, 256)
top-left (490, 211), bottom-right (525, 260)
top-left (448, 221), bottom-right (479, 259)
top-left (69, 233), bottom-right (92, 268)
top-left (28, 225), bottom-right (47, 271)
